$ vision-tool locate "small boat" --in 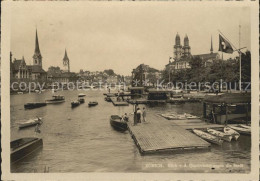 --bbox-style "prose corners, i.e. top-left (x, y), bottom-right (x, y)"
top-left (78, 97), bottom-right (85, 103)
top-left (161, 113), bottom-right (186, 120)
top-left (185, 113), bottom-right (200, 119)
top-left (17, 92), bottom-right (24, 95)
top-left (88, 101), bottom-right (98, 107)
top-left (104, 97), bottom-right (112, 102)
top-left (110, 115), bottom-right (128, 132)
top-left (11, 137), bottom-right (43, 163)
top-left (207, 128), bottom-right (232, 142)
top-left (223, 127), bottom-right (240, 140)
top-left (71, 101), bottom-right (80, 108)
top-left (19, 118), bottom-right (43, 129)
top-left (239, 124), bottom-right (251, 130)
top-left (45, 95), bottom-right (65, 104)
top-left (78, 93), bottom-right (86, 97)
top-left (24, 102), bottom-right (47, 109)
top-left (193, 129), bottom-right (223, 145)
top-left (228, 125), bottom-right (251, 135)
